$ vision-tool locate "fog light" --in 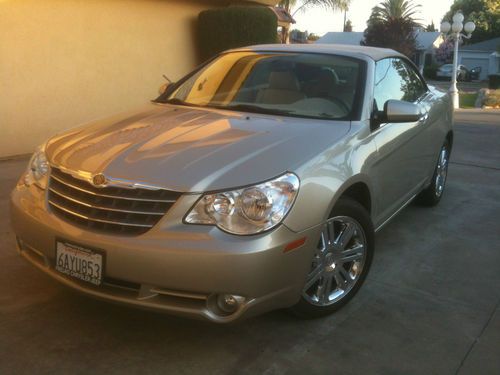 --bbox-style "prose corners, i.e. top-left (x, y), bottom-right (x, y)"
top-left (216, 294), bottom-right (241, 314)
